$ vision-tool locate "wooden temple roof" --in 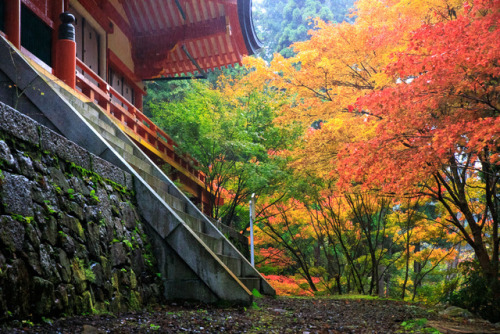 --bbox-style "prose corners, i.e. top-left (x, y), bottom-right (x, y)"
top-left (101, 0), bottom-right (261, 79)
